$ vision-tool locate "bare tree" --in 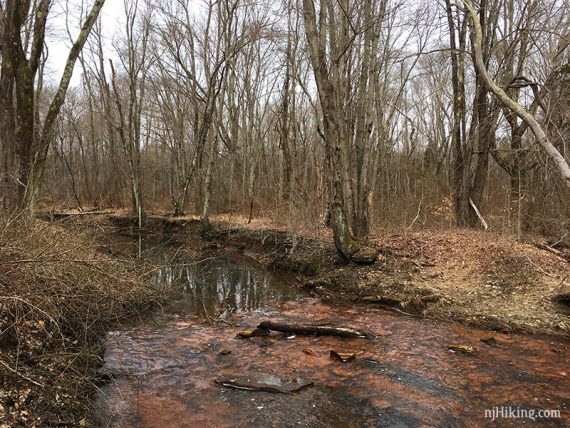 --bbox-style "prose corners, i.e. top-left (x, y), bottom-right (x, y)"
top-left (302, 0), bottom-right (357, 258)
top-left (465, 0), bottom-right (570, 191)
top-left (109, 0), bottom-right (152, 227)
top-left (0, 0), bottom-right (106, 215)
top-left (11, 0), bottom-right (567, 239)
